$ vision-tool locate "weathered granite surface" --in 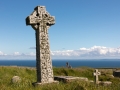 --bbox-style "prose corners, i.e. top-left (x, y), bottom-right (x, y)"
top-left (26, 6), bottom-right (55, 84)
